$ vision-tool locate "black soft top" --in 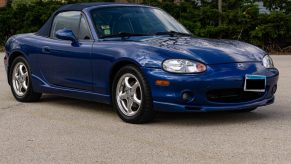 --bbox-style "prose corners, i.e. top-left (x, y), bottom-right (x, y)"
top-left (36, 2), bottom-right (144, 37)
